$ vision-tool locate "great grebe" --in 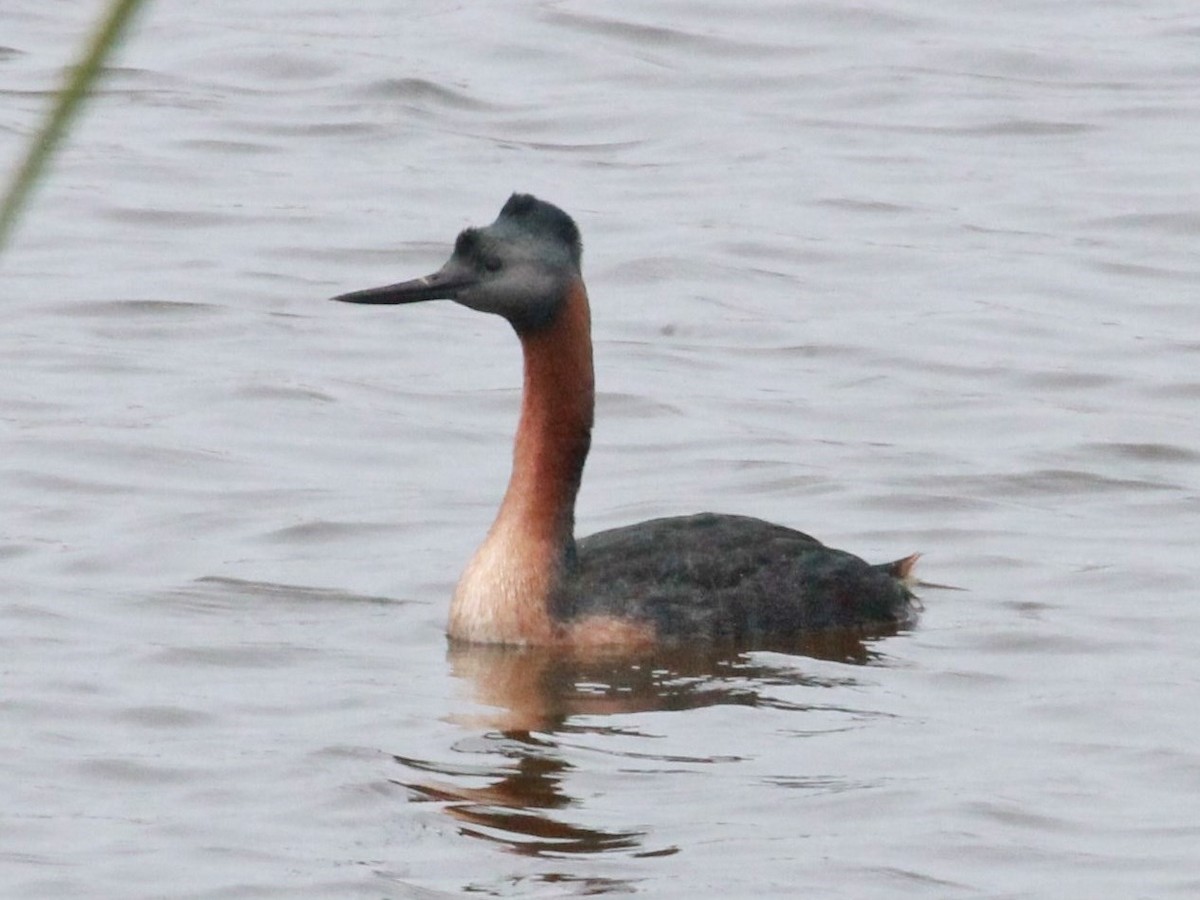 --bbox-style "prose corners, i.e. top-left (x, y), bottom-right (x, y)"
top-left (332, 194), bottom-right (918, 647)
